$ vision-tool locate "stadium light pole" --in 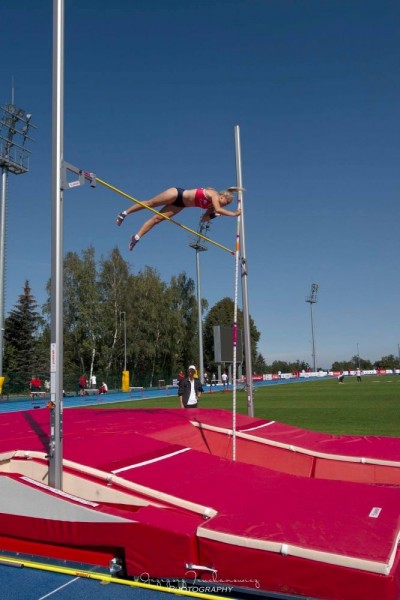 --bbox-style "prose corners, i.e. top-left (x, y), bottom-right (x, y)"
top-left (0, 102), bottom-right (36, 381)
top-left (306, 283), bottom-right (318, 372)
